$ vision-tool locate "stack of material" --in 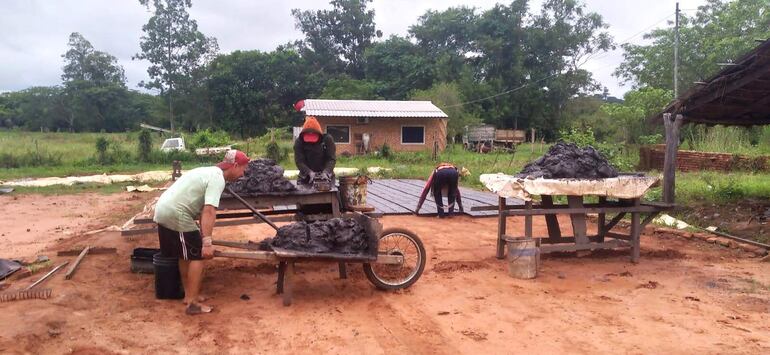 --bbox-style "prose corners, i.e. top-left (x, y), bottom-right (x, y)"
top-left (263, 218), bottom-right (368, 254)
top-left (517, 142), bottom-right (618, 179)
top-left (227, 158), bottom-right (296, 195)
